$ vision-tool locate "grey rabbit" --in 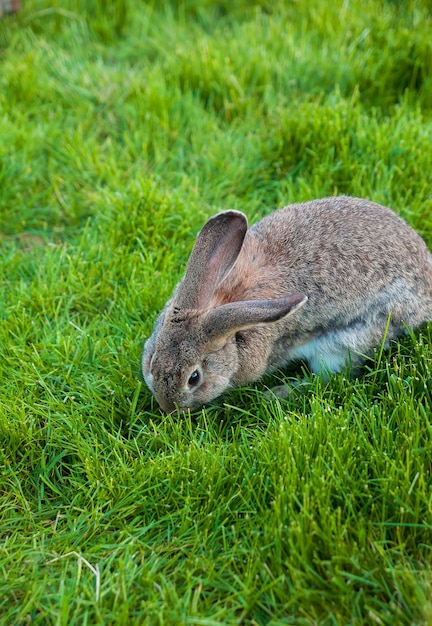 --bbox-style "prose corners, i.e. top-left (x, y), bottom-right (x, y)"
top-left (142, 196), bottom-right (432, 412)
